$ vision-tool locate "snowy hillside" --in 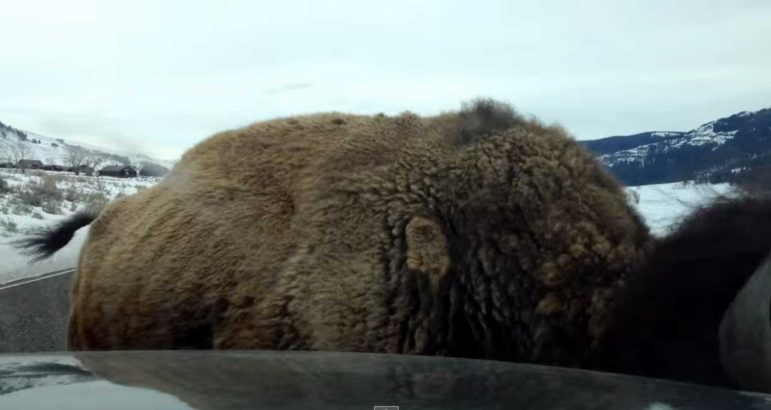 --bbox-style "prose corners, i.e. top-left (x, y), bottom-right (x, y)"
top-left (597, 120), bottom-right (746, 167)
top-left (583, 107), bottom-right (771, 185)
top-left (0, 120), bottom-right (175, 170)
